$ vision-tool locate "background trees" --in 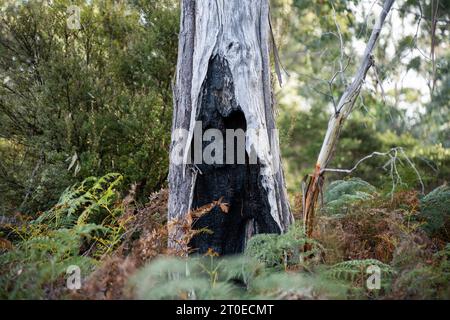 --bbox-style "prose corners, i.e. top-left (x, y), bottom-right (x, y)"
top-left (0, 0), bottom-right (178, 214)
top-left (273, 0), bottom-right (449, 195)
